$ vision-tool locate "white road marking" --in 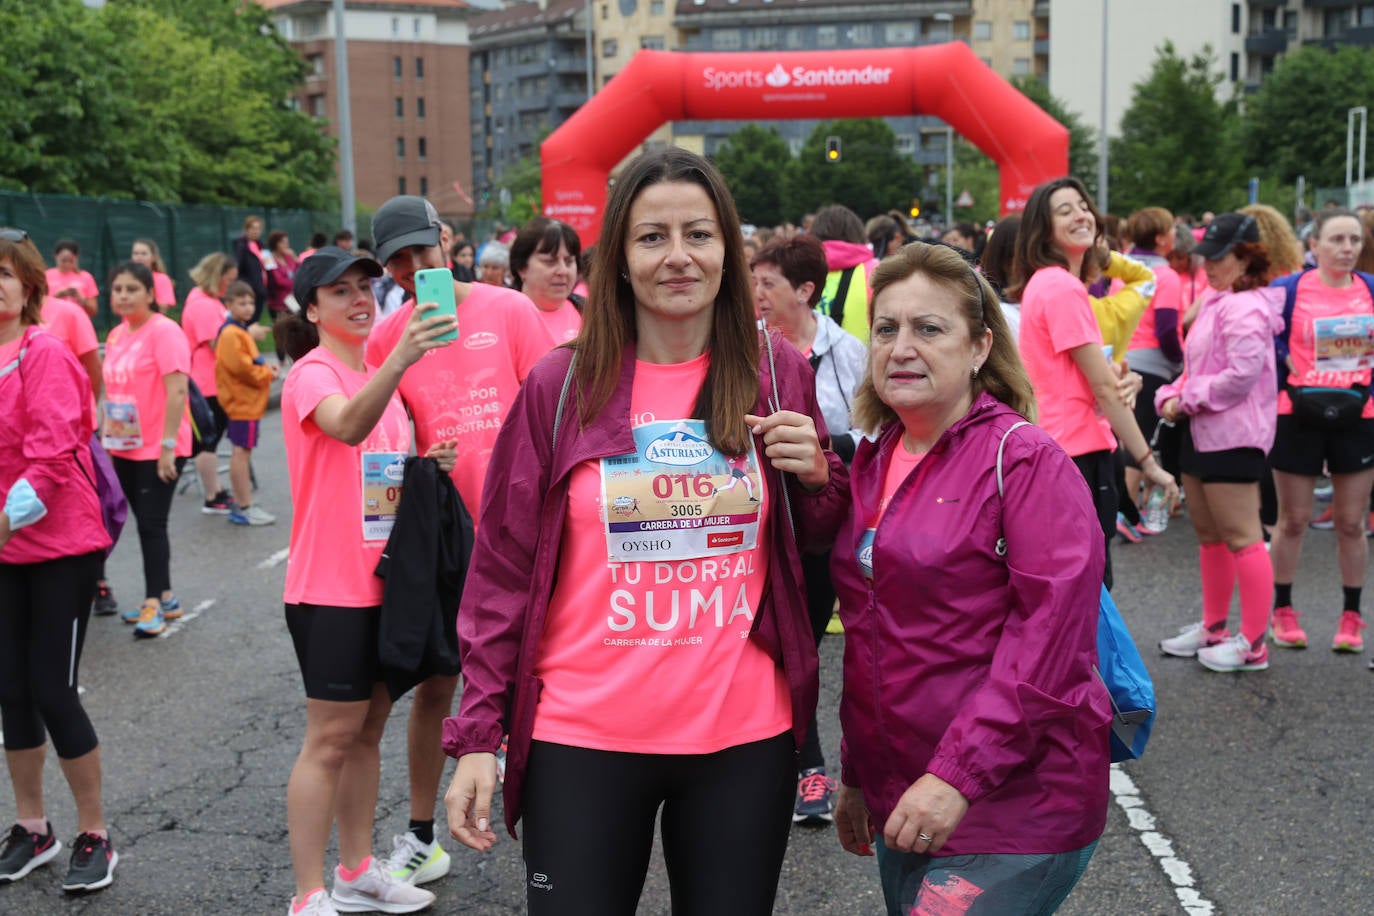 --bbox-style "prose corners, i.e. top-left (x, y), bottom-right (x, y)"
top-left (1110, 765), bottom-right (1215, 915)
top-left (159, 599), bottom-right (215, 639)
top-left (257, 547), bottom-right (290, 570)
